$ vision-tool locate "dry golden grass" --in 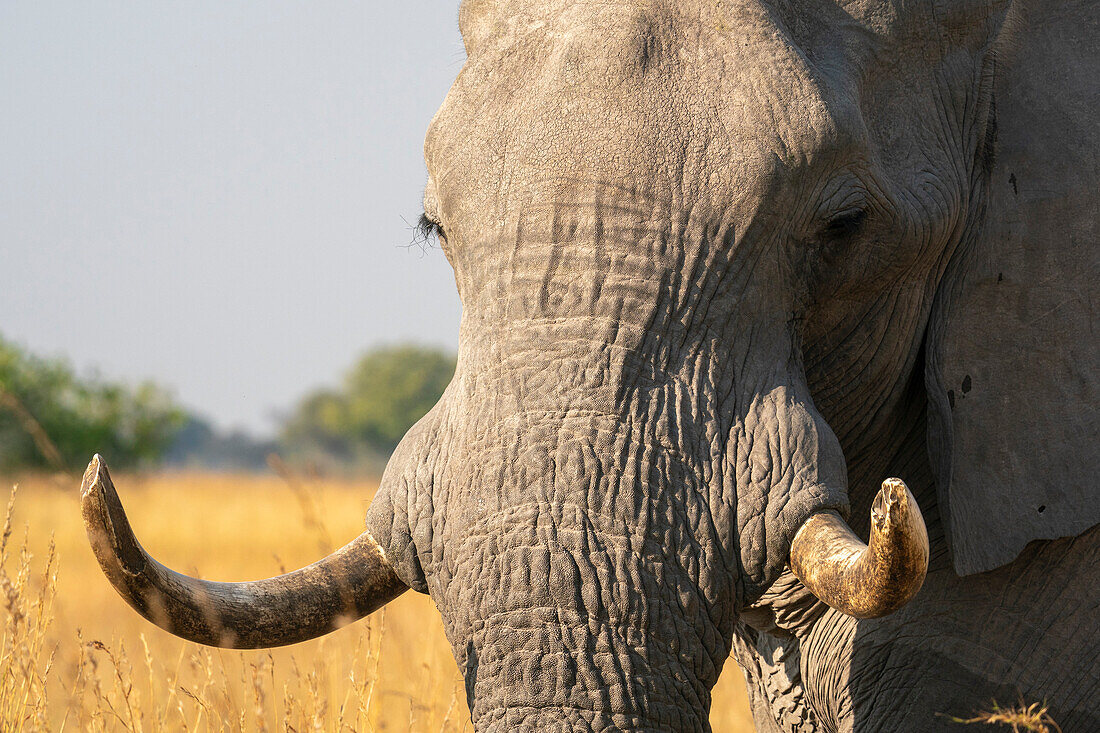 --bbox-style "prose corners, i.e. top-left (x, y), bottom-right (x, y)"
top-left (952, 702), bottom-right (1063, 733)
top-left (0, 471), bottom-right (754, 732)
